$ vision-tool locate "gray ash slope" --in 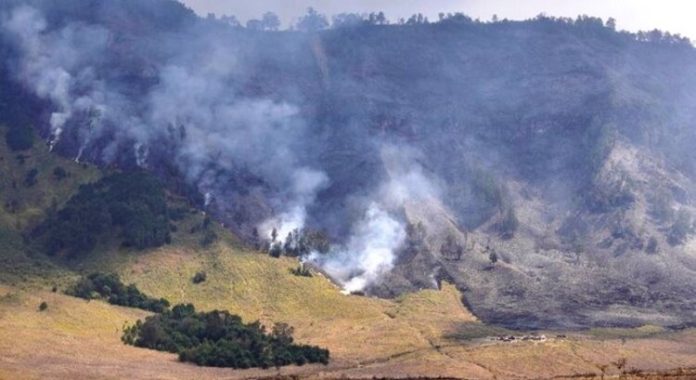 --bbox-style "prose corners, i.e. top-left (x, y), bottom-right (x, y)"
top-left (2, 0), bottom-right (696, 329)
